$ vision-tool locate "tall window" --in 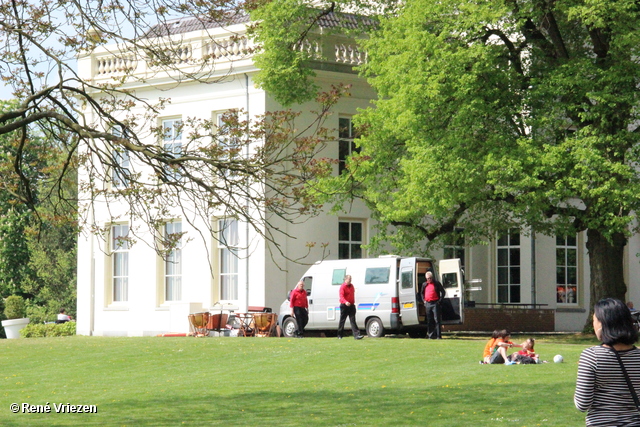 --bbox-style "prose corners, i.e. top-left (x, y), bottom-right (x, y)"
top-left (216, 111), bottom-right (240, 152)
top-left (162, 118), bottom-right (182, 180)
top-left (339, 117), bottom-right (359, 174)
top-left (111, 125), bottom-right (130, 188)
top-left (216, 111), bottom-right (240, 177)
top-left (164, 221), bottom-right (182, 302)
top-left (339, 220), bottom-right (363, 259)
top-left (219, 218), bottom-right (239, 300)
top-left (497, 229), bottom-right (520, 303)
top-left (112, 224), bottom-right (130, 302)
top-left (556, 235), bottom-right (577, 304)
top-left (444, 228), bottom-right (465, 267)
